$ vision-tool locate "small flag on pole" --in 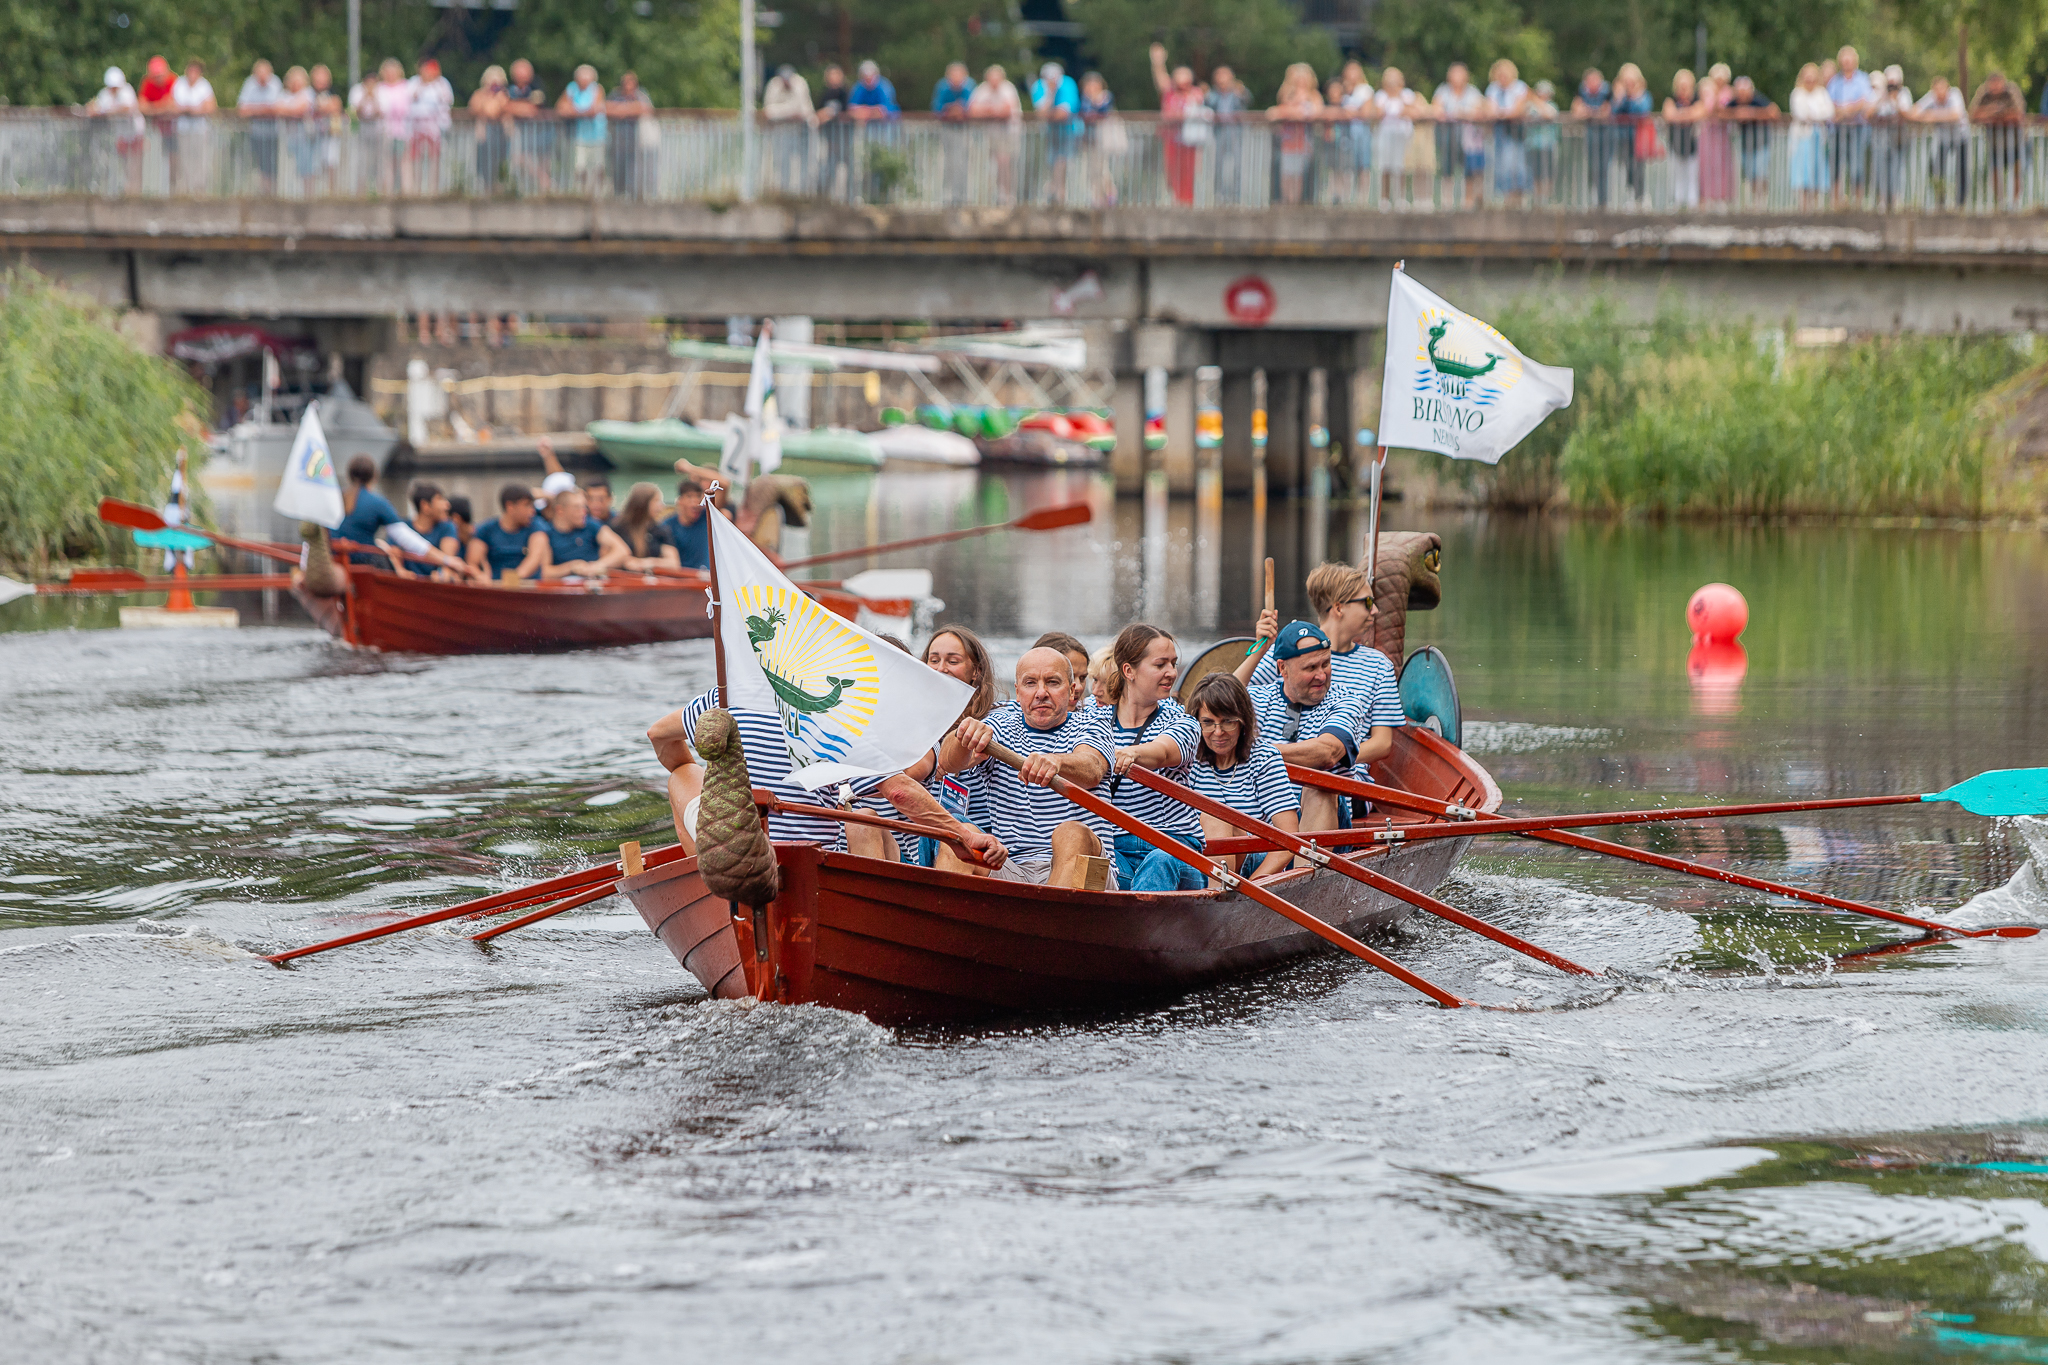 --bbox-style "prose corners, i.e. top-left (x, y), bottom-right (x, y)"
top-left (741, 326), bottom-right (783, 477)
top-left (273, 404), bottom-right (344, 527)
top-left (1378, 272), bottom-right (1574, 466)
top-left (707, 508), bottom-right (967, 791)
